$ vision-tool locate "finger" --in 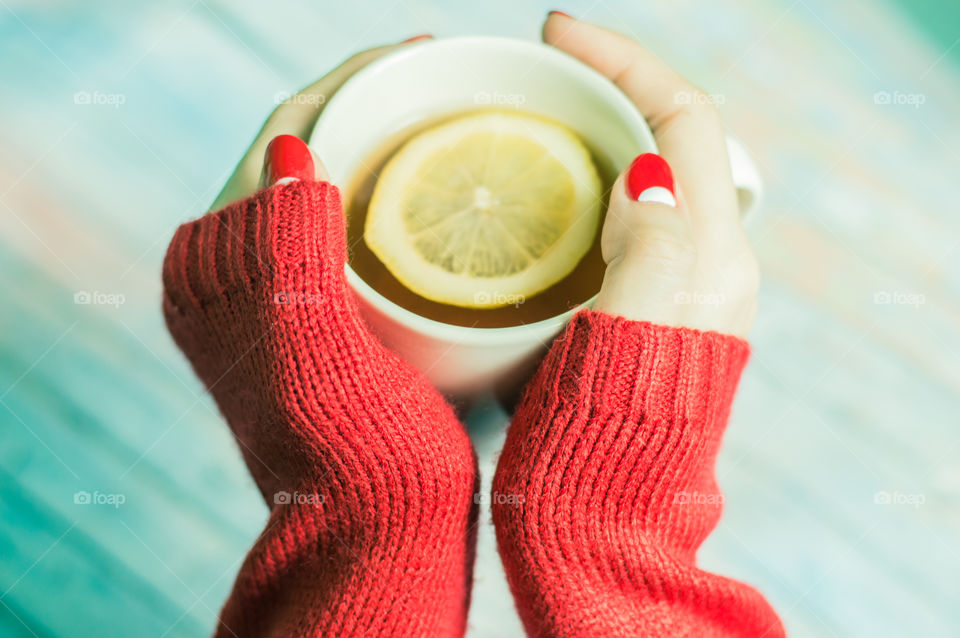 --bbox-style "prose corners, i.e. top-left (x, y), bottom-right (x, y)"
top-left (594, 176), bottom-right (696, 327)
top-left (602, 153), bottom-right (690, 263)
top-left (211, 38), bottom-right (430, 209)
top-left (625, 153), bottom-right (677, 207)
top-left (542, 14), bottom-right (738, 235)
top-left (258, 41), bottom-right (419, 144)
top-left (258, 135), bottom-right (329, 190)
